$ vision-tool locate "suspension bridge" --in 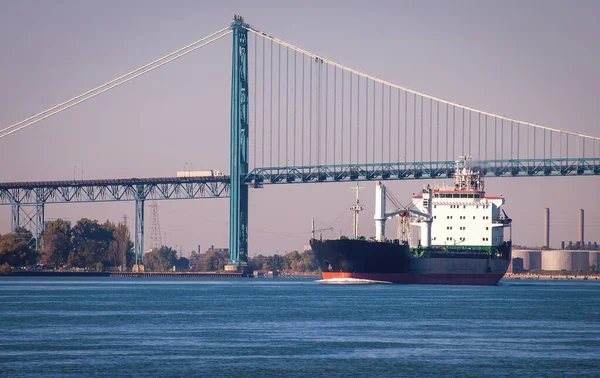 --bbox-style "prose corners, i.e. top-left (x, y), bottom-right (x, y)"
top-left (1, 15), bottom-right (599, 270)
